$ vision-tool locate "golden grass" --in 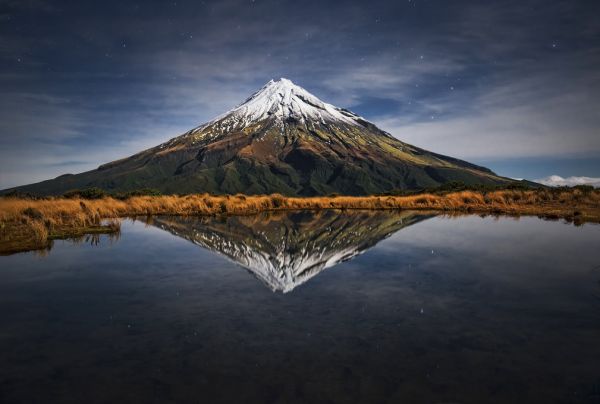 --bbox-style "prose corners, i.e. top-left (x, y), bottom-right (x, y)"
top-left (1, 188), bottom-right (599, 254)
